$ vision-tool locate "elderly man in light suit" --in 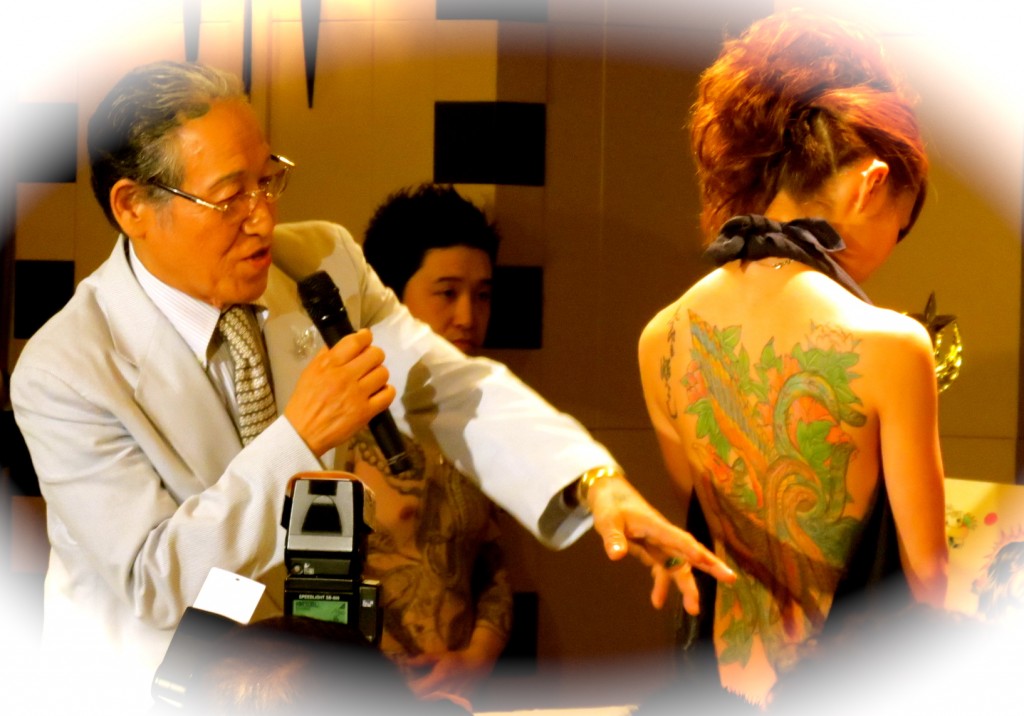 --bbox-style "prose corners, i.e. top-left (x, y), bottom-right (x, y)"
top-left (10, 61), bottom-right (734, 713)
